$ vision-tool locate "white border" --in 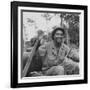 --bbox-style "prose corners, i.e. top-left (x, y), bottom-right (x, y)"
top-left (18, 6), bottom-right (84, 83)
